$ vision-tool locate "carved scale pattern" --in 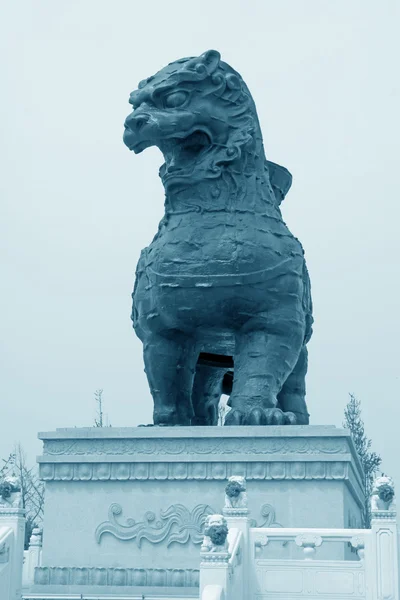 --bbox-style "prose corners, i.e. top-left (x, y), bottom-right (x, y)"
top-left (43, 437), bottom-right (349, 457)
top-left (39, 460), bottom-right (348, 482)
top-left (34, 566), bottom-right (199, 587)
